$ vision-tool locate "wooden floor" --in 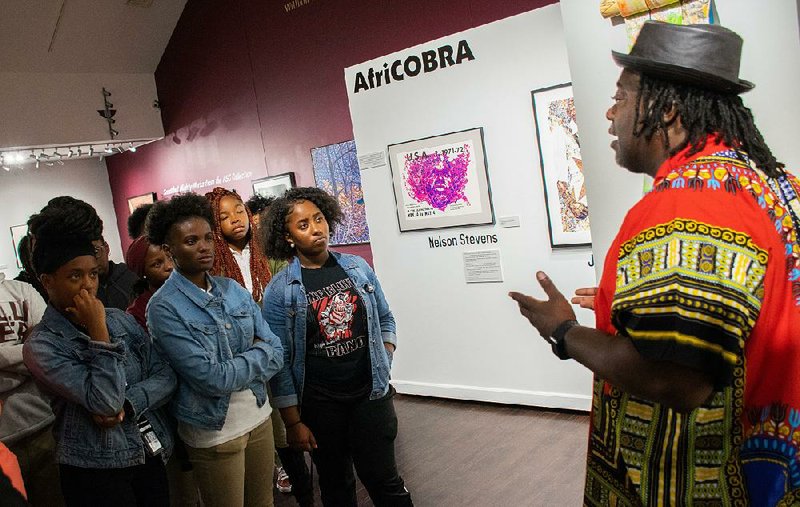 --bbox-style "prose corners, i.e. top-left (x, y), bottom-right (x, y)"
top-left (274, 394), bottom-right (590, 506)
